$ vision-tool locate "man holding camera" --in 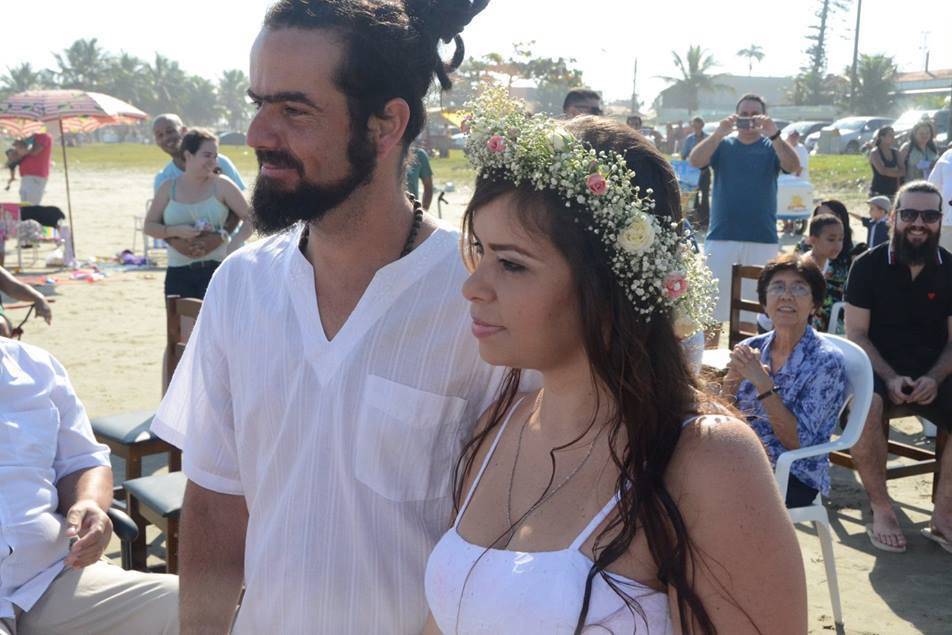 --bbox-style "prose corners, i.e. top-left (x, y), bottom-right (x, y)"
top-left (845, 180), bottom-right (952, 555)
top-left (688, 93), bottom-right (800, 345)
